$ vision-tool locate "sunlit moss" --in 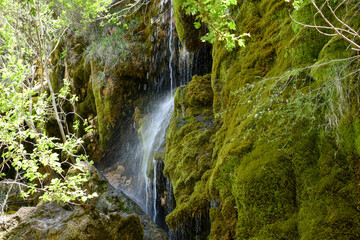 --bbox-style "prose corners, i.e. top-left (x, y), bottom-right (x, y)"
top-left (186, 0), bottom-right (360, 239)
top-left (164, 74), bottom-right (214, 230)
